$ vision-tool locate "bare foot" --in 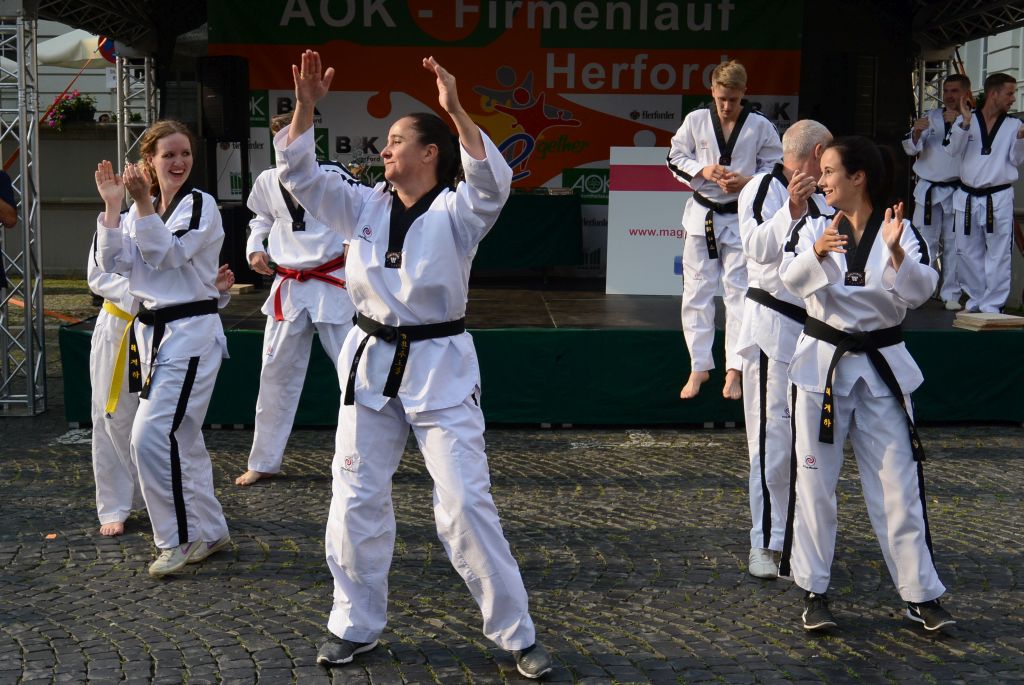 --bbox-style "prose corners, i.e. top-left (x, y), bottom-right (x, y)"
top-left (722, 368), bottom-right (742, 400)
top-left (680, 370), bottom-right (710, 399)
top-left (99, 522), bottom-right (124, 536)
top-left (235, 470), bottom-right (275, 486)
